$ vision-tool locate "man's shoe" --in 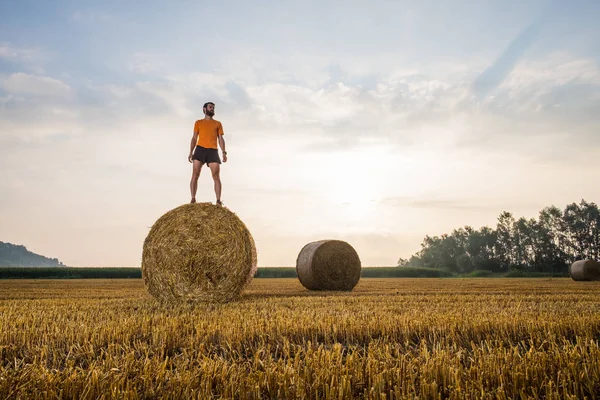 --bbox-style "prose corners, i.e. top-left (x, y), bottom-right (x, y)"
top-left (216, 200), bottom-right (223, 206)
top-left (191, 198), bottom-right (196, 204)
